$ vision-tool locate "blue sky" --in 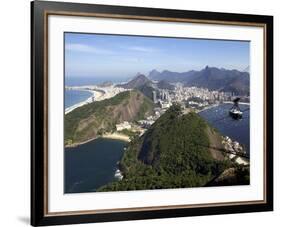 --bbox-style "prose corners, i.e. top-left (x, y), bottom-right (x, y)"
top-left (65, 32), bottom-right (249, 79)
